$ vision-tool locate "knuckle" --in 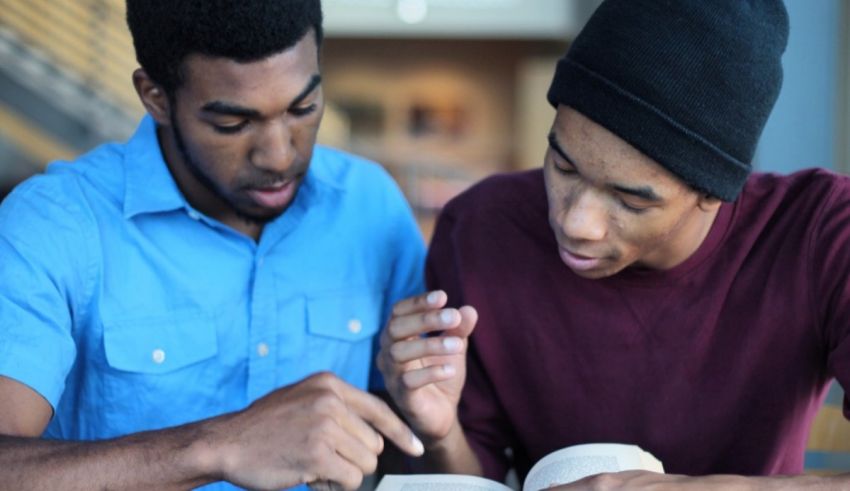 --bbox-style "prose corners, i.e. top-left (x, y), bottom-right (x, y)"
top-left (375, 351), bottom-right (388, 371)
top-left (312, 392), bottom-right (338, 413)
top-left (362, 453), bottom-right (379, 474)
top-left (371, 397), bottom-right (393, 416)
top-left (401, 371), bottom-right (418, 390)
top-left (428, 337), bottom-right (444, 353)
top-left (586, 473), bottom-right (617, 490)
top-left (343, 472), bottom-right (363, 491)
top-left (303, 438), bottom-right (330, 465)
top-left (311, 371), bottom-right (337, 387)
top-left (388, 342), bottom-right (406, 362)
top-left (310, 418), bottom-right (336, 442)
